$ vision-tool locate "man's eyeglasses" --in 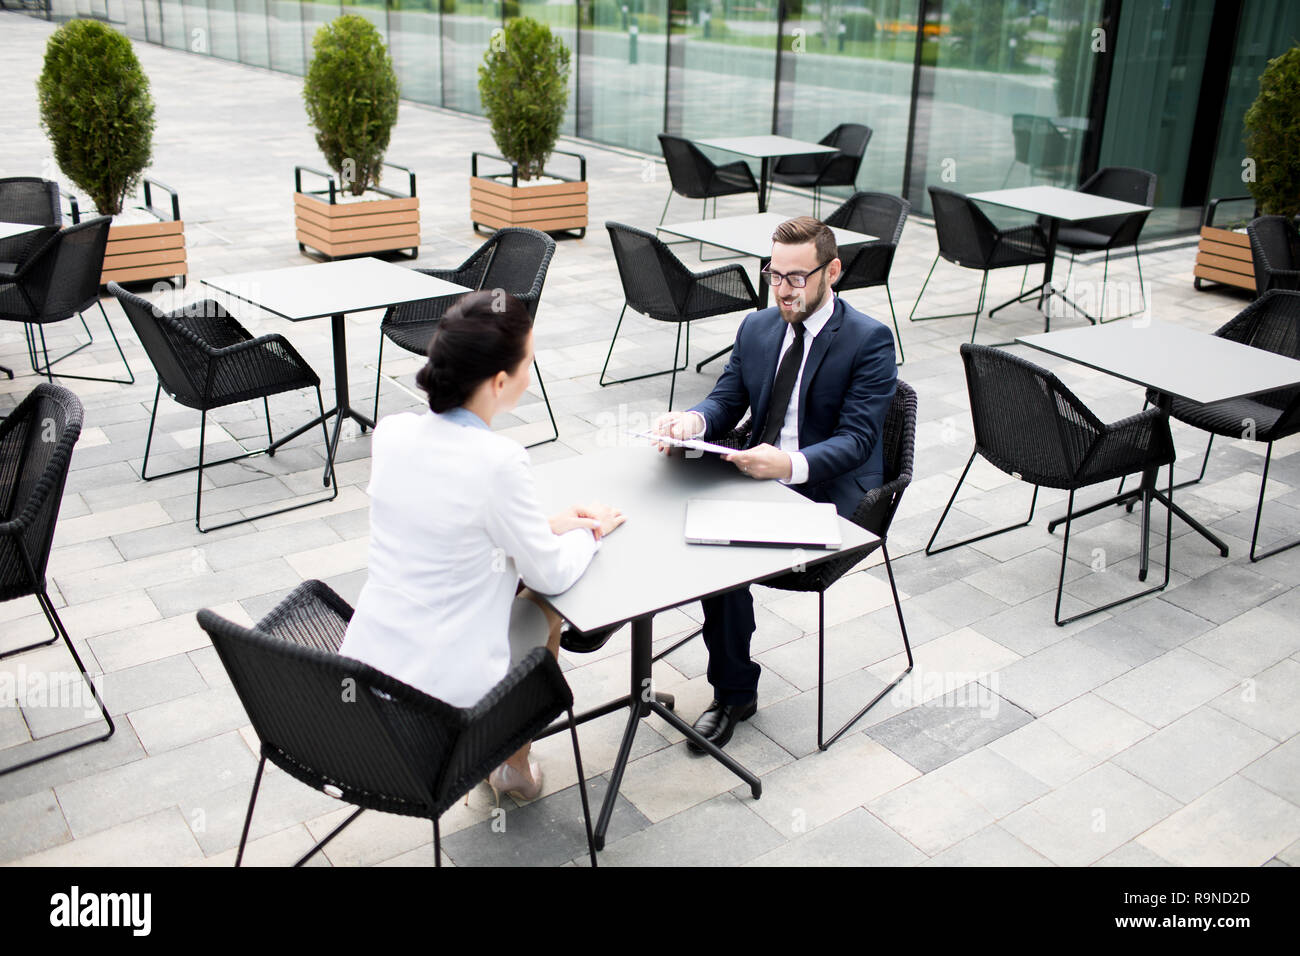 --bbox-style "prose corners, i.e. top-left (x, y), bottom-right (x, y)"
top-left (760, 260), bottom-right (831, 288)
